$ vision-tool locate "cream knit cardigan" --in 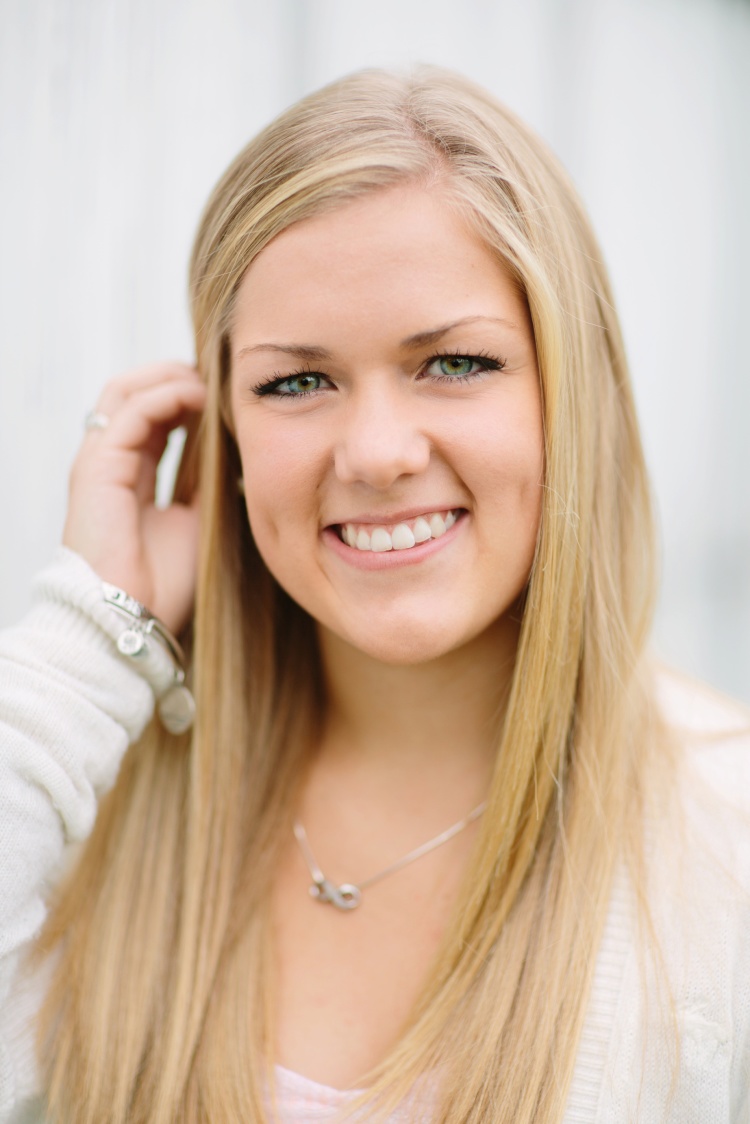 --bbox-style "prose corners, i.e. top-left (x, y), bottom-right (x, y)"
top-left (1, 549), bottom-right (749, 1124)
